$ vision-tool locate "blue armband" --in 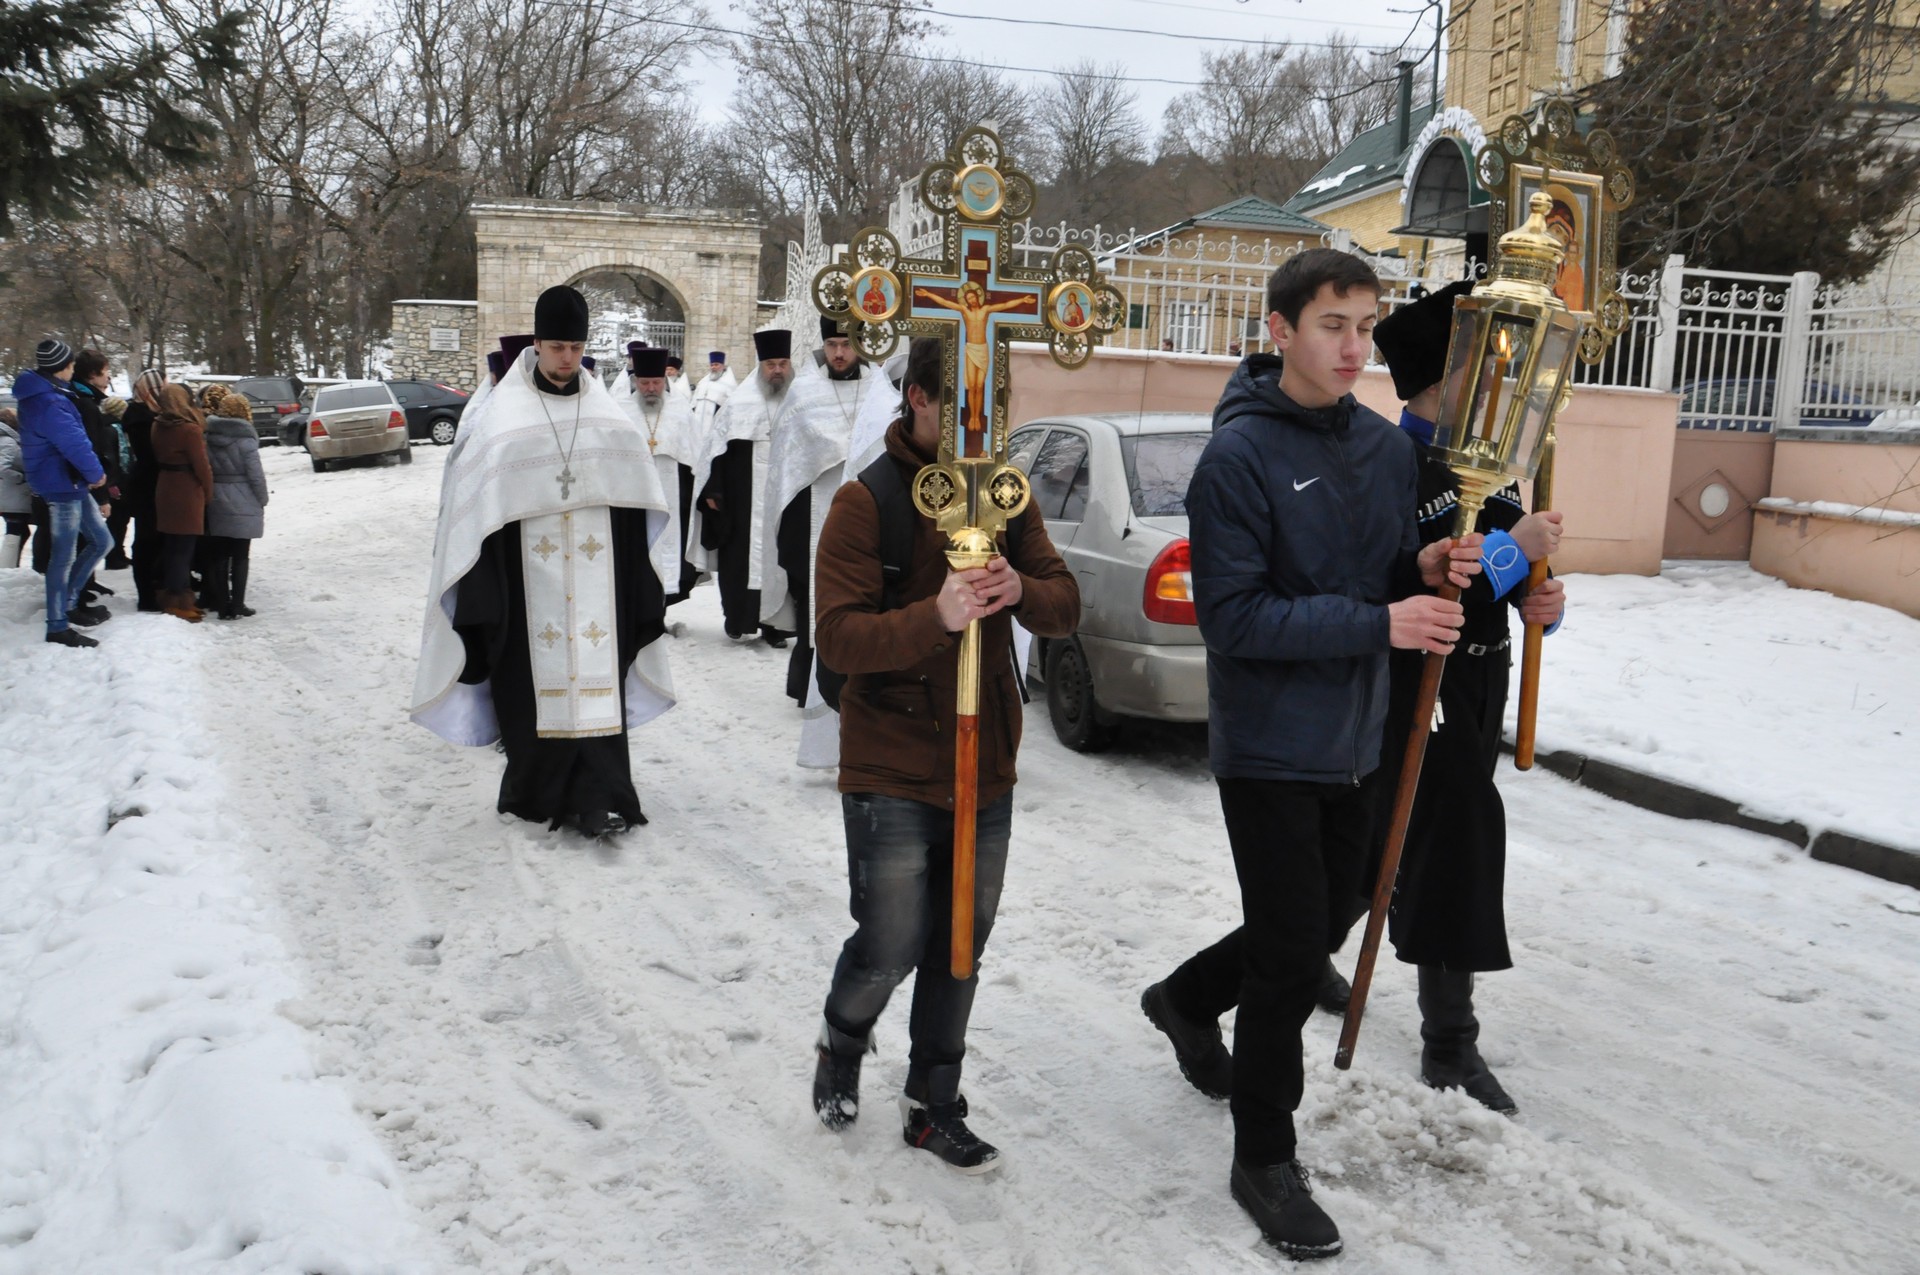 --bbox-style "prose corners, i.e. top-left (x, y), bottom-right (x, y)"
top-left (1482, 530), bottom-right (1530, 600)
